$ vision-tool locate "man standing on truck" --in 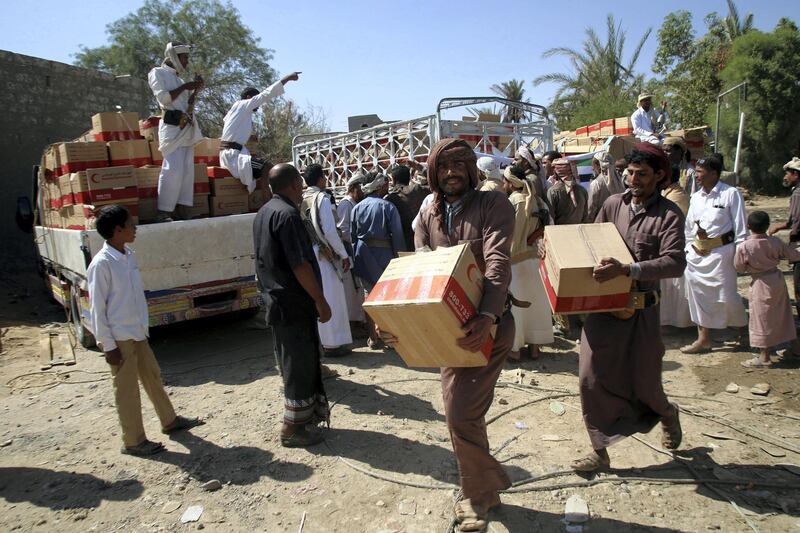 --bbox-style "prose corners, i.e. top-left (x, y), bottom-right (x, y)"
top-left (148, 42), bottom-right (205, 222)
top-left (254, 164), bottom-right (332, 447)
top-left (220, 72), bottom-right (301, 191)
